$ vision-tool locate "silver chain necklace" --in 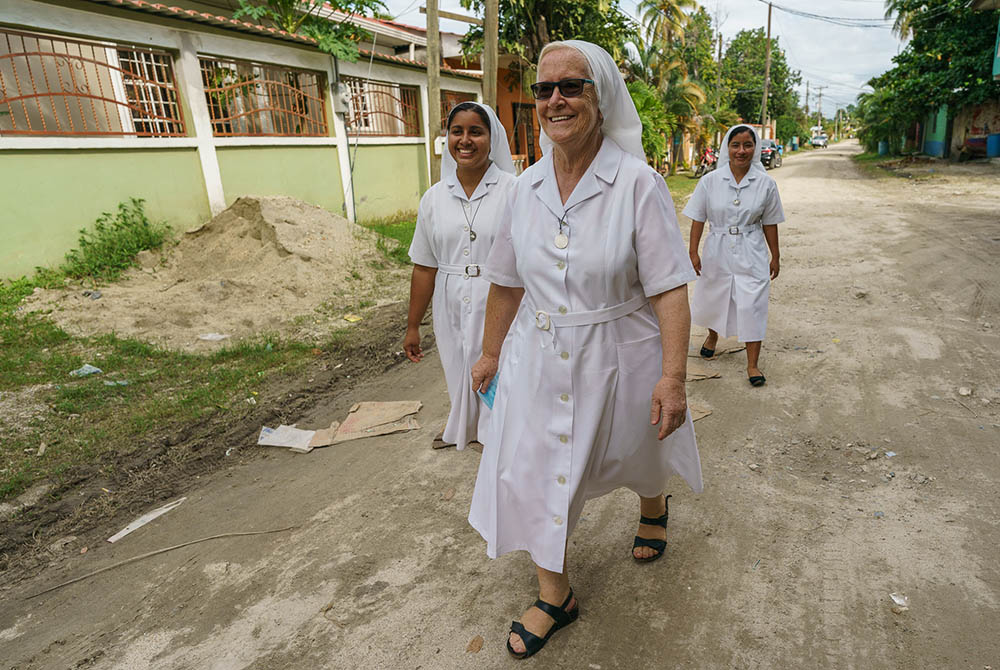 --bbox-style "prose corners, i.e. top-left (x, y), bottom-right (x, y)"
top-left (461, 198), bottom-right (483, 242)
